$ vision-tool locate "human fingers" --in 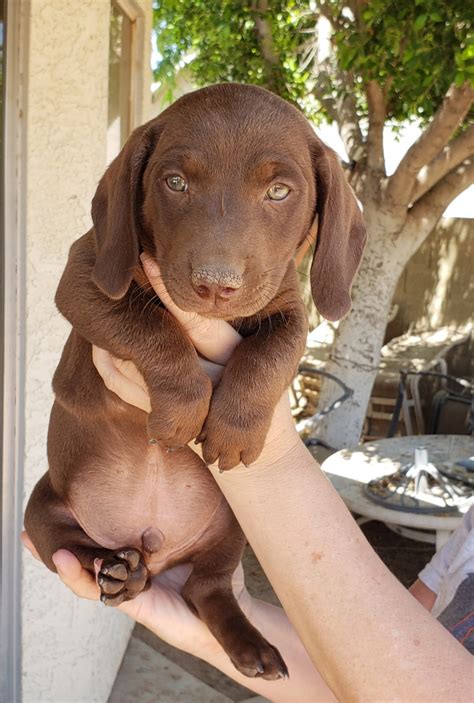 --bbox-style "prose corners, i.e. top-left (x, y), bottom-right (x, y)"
top-left (141, 254), bottom-right (242, 365)
top-left (92, 346), bottom-right (151, 413)
top-left (93, 345), bottom-right (225, 412)
top-left (22, 531), bottom-right (99, 599)
top-left (21, 530), bottom-right (41, 560)
top-left (52, 549), bottom-right (101, 600)
top-left (198, 358), bottom-right (225, 386)
top-left (111, 349), bottom-right (225, 387)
